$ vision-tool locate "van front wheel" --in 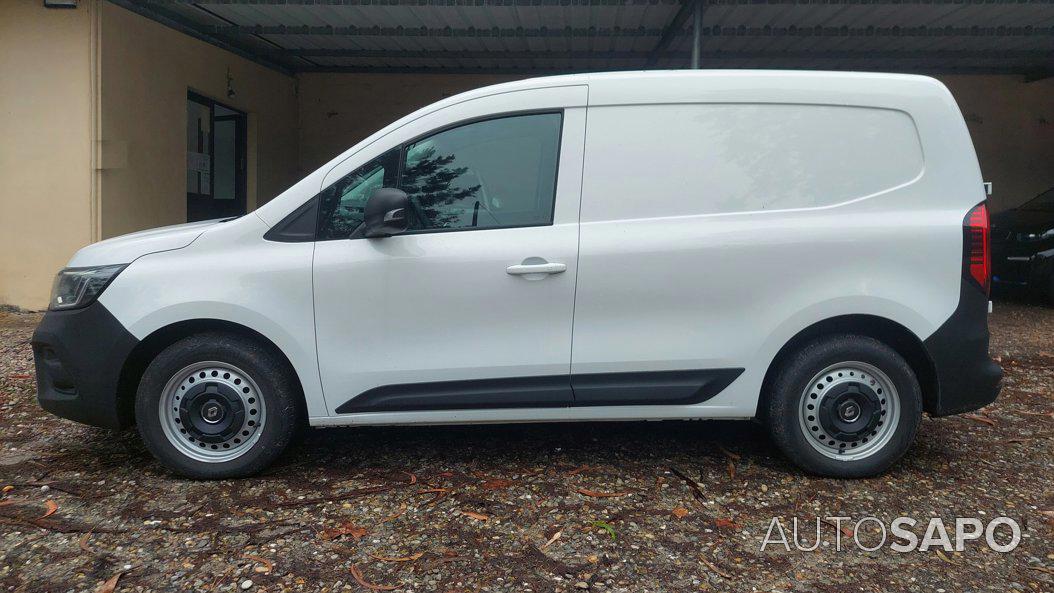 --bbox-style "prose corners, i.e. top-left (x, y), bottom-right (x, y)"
top-left (765, 335), bottom-right (922, 478)
top-left (134, 332), bottom-right (302, 479)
